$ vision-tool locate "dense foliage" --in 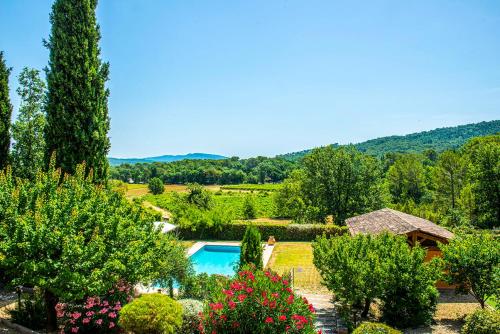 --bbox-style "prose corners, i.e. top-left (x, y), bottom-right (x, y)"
top-left (45, 0), bottom-right (110, 183)
top-left (440, 230), bottom-right (500, 308)
top-left (240, 226), bottom-right (263, 270)
top-left (276, 146), bottom-right (384, 223)
top-left (0, 51), bottom-right (12, 170)
top-left (119, 293), bottom-right (183, 334)
top-left (178, 299), bottom-right (204, 334)
top-left (0, 162), bottom-right (190, 330)
top-left (200, 266), bottom-right (318, 334)
top-left (11, 67), bottom-right (46, 179)
top-left (148, 177), bottom-right (164, 195)
top-left (242, 194), bottom-right (257, 219)
top-left (313, 233), bottom-right (439, 329)
top-left (280, 120), bottom-right (500, 160)
top-left (461, 308), bottom-right (500, 334)
top-left (110, 156), bottom-right (296, 184)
